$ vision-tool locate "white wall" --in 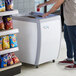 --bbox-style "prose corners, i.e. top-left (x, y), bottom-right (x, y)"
top-left (14, 0), bottom-right (35, 15)
top-left (35, 0), bottom-right (44, 13)
top-left (14, 0), bottom-right (44, 15)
